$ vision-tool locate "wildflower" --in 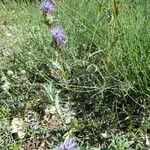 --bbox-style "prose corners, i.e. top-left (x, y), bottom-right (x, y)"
top-left (50, 27), bottom-right (66, 49)
top-left (58, 138), bottom-right (77, 150)
top-left (39, 1), bottom-right (55, 16)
